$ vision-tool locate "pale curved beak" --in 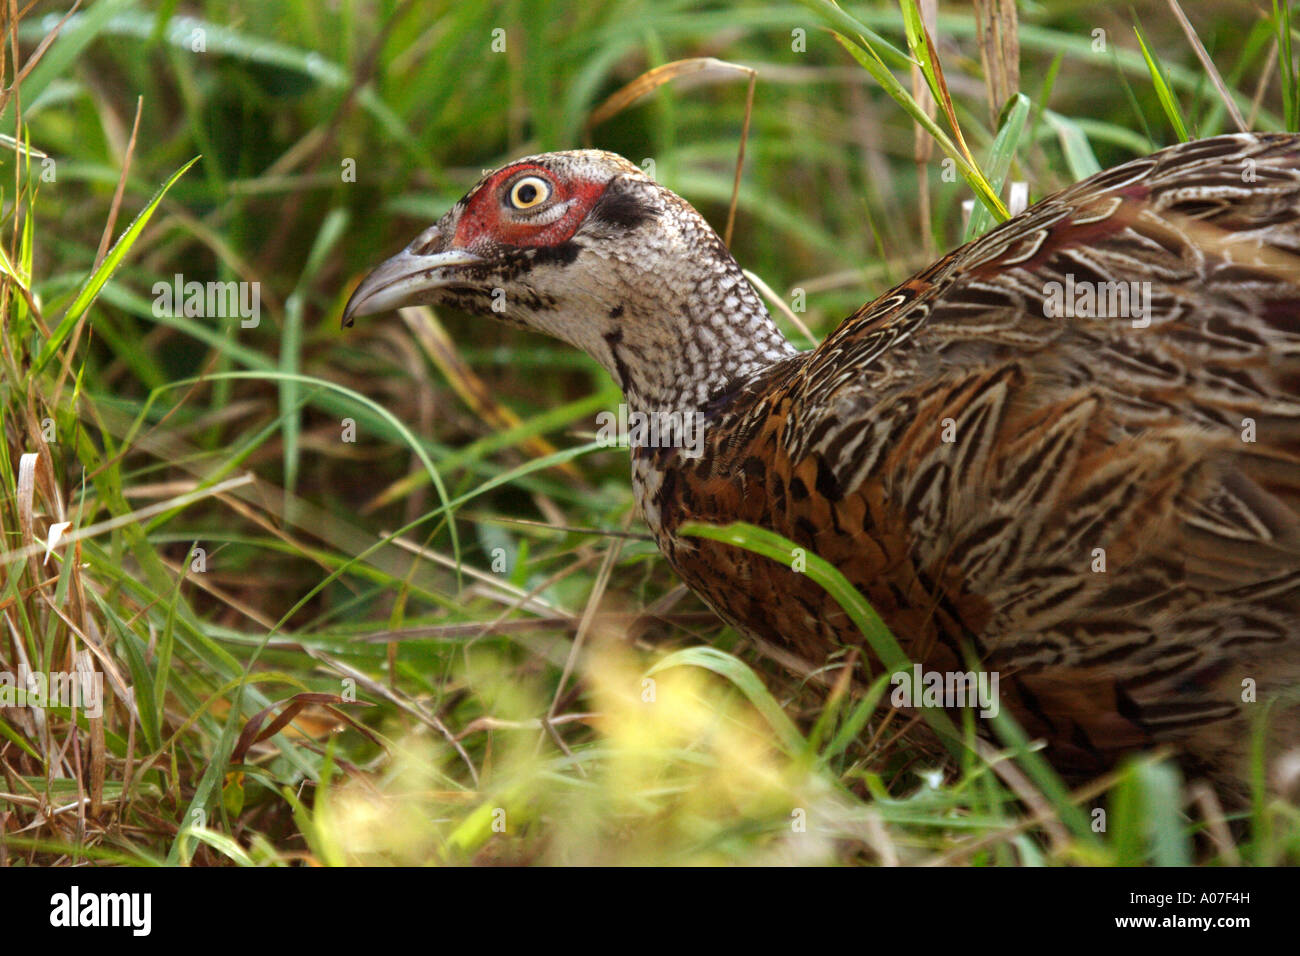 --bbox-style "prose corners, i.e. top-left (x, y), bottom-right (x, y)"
top-left (341, 247), bottom-right (485, 327)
